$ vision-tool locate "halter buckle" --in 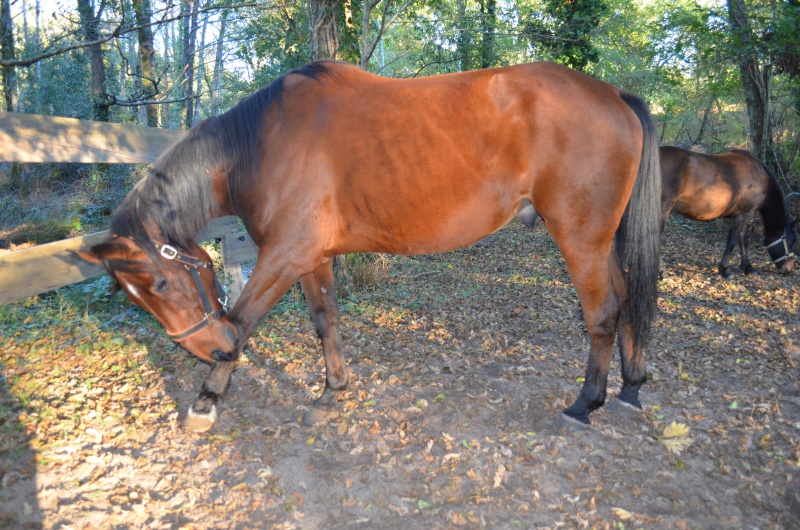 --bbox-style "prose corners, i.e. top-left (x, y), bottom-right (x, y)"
top-left (159, 244), bottom-right (179, 260)
top-left (205, 310), bottom-right (220, 325)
